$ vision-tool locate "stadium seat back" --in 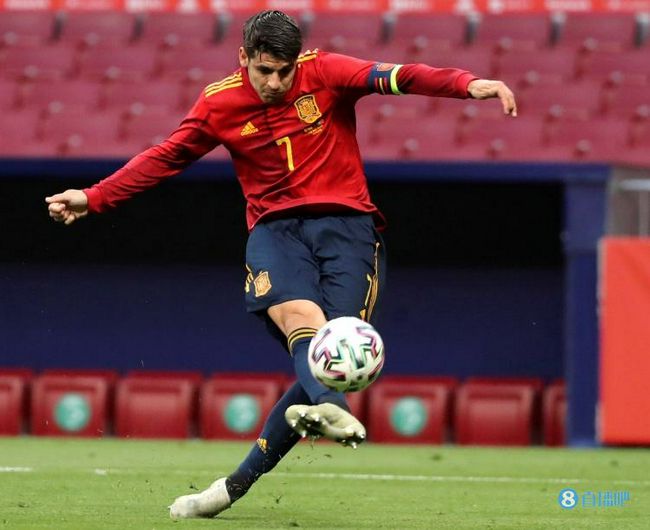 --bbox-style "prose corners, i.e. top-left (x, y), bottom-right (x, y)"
top-left (390, 13), bottom-right (468, 51)
top-left (77, 44), bottom-right (160, 81)
top-left (139, 12), bottom-right (219, 48)
top-left (2, 44), bottom-right (77, 80)
top-left (0, 376), bottom-right (26, 435)
top-left (0, 11), bottom-right (58, 46)
top-left (543, 381), bottom-right (566, 446)
top-left (200, 376), bottom-right (282, 439)
top-left (31, 375), bottom-right (110, 437)
top-left (455, 382), bottom-right (535, 445)
top-left (557, 13), bottom-right (639, 51)
top-left (494, 49), bottom-right (577, 83)
top-left (115, 377), bottom-right (196, 438)
top-left (473, 13), bottom-right (552, 51)
top-left (58, 11), bottom-right (138, 46)
top-left (368, 380), bottom-right (452, 443)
